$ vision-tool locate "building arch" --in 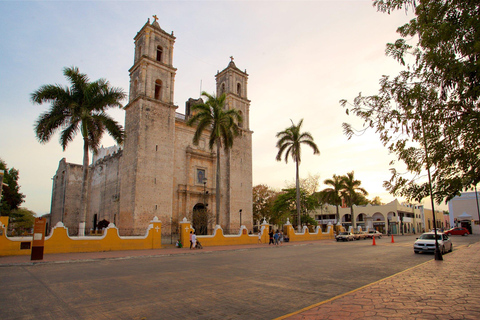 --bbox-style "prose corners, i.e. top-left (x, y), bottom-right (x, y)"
top-left (156, 45), bottom-right (163, 62)
top-left (192, 203), bottom-right (209, 235)
top-left (356, 213), bottom-right (367, 230)
top-left (342, 214), bottom-right (352, 226)
top-left (372, 212), bottom-right (386, 233)
top-left (237, 83), bottom-right (241, 96)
